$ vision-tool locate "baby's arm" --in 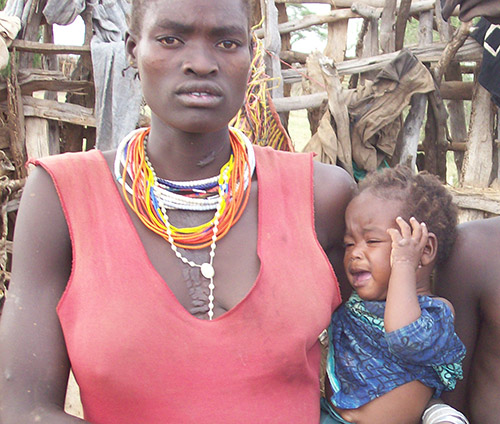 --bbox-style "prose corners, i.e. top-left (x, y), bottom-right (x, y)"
top-left (338, 380), bottom-right (433, 424)
top-left (384, 217), bottom-right (428, 332)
